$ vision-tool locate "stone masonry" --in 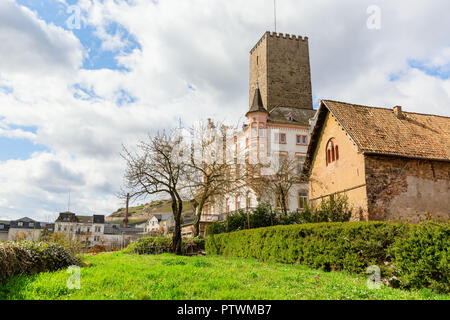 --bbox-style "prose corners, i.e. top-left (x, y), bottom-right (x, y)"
top-left (365, 155), bottom-right (450, 222)
top-left (249, 32), bottom-right (313, 112)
